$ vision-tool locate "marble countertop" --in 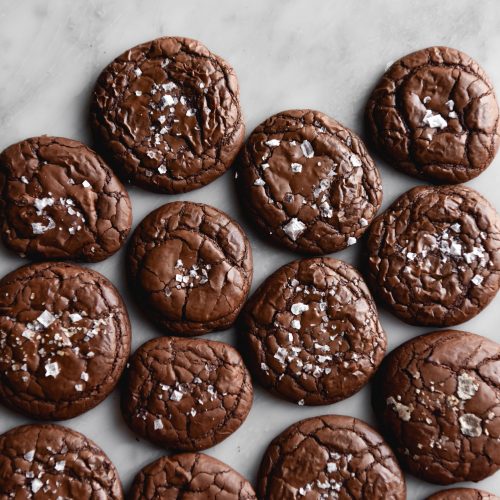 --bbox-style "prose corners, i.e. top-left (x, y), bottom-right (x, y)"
top-left (1, 1), bottom-right (500, 498)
